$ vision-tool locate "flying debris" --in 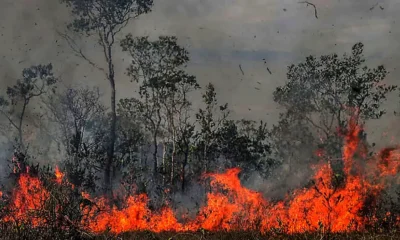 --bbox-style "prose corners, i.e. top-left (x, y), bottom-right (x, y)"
top-left (239, 64), bottom-right (244, 75)
top-left (298, 1), bottom-right (318, 19)
top-left (263, 58), bottom-right (273, 74)
top-left (370, 3), bottom-right (384, 11)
